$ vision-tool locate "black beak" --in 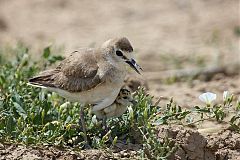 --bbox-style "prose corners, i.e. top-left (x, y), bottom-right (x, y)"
top-left (130, 99), bottom-right (138, 105)
top-left (125, 59), bottom-right (142, 74)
